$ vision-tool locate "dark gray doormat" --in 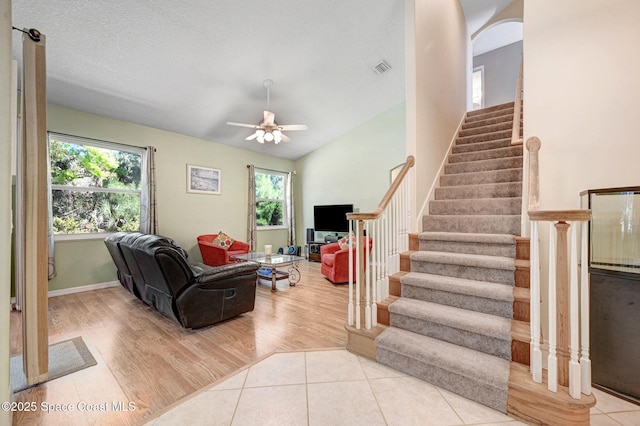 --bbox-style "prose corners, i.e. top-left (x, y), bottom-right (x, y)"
top-left (10, 336), bottom-right (97, 392)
